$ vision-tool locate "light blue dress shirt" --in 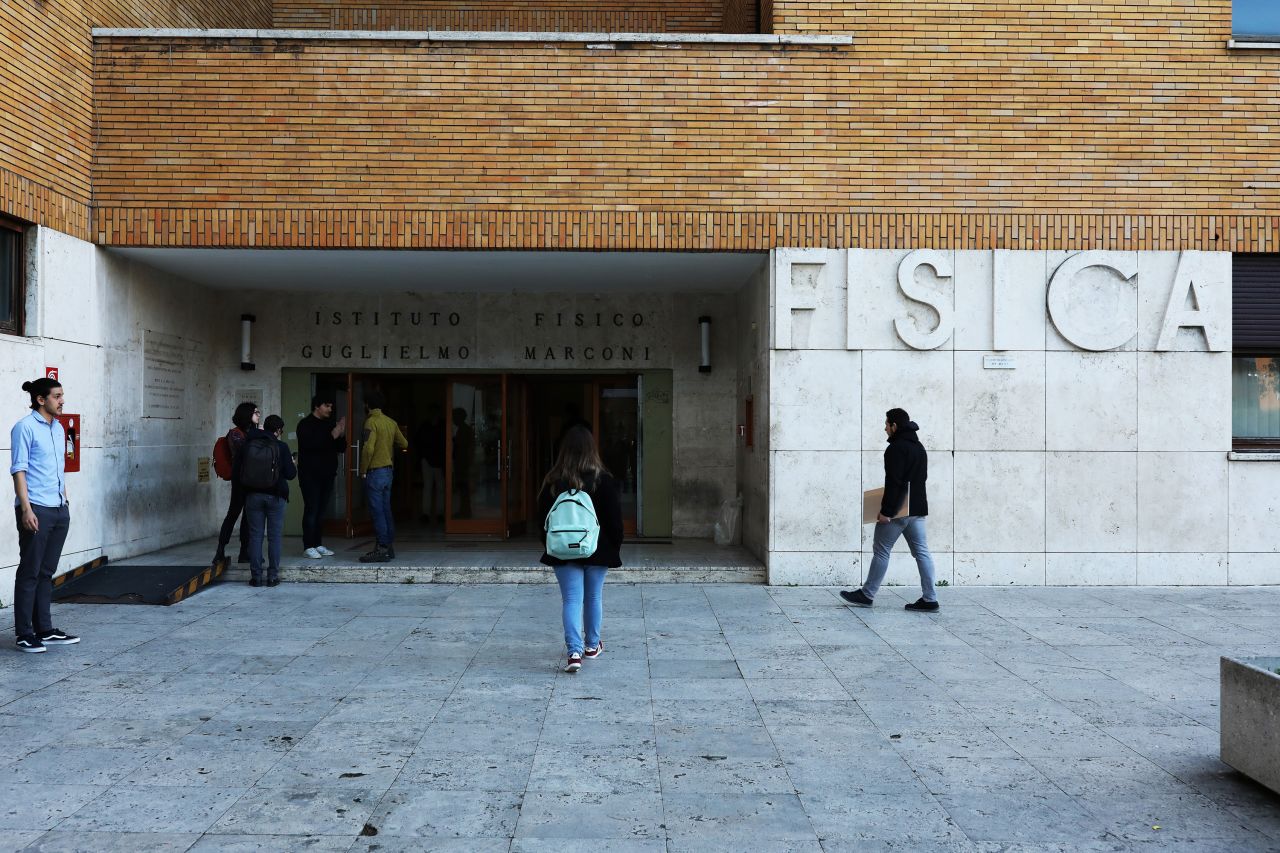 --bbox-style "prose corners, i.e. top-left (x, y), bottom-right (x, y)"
top-left (10, 410), bottom-right (66, 508)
